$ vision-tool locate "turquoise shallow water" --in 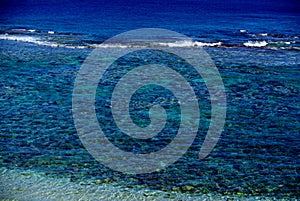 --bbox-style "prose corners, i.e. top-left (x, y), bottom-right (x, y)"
top-left (1, 1), bottom-right (300, 200)
top-left (0, 38), bottom-right (299, 199)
